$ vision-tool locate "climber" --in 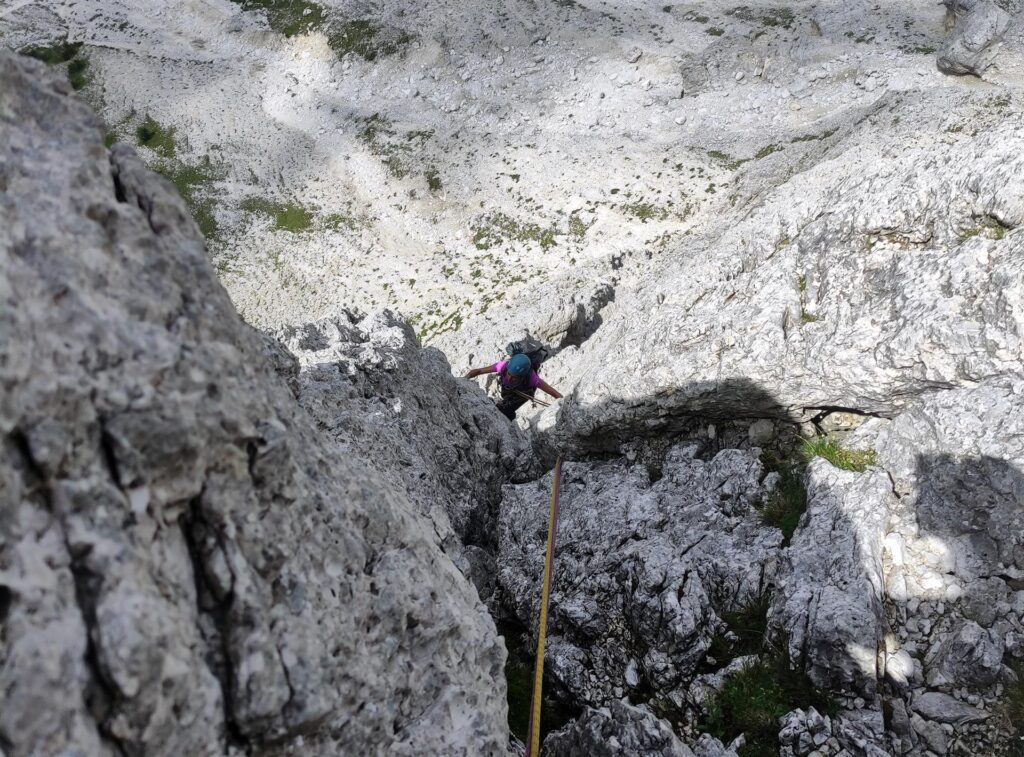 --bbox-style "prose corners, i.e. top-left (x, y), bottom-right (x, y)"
top-left (464, 353), bottom-right (563, 420)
